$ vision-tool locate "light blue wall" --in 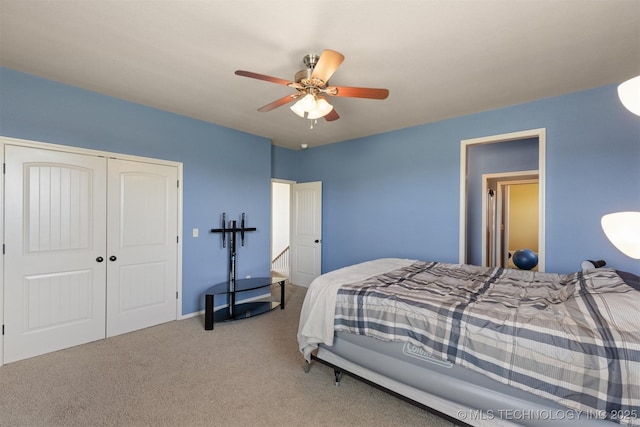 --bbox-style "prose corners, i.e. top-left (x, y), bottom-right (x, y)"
top-left (0, 68), bottom-right (272, 316)
top-left (276, 84), bottom-right (640, 275)
top-left (3, 67), bottom-right (638, 300)
top-left (271, 145), bottom-right (297, 182)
